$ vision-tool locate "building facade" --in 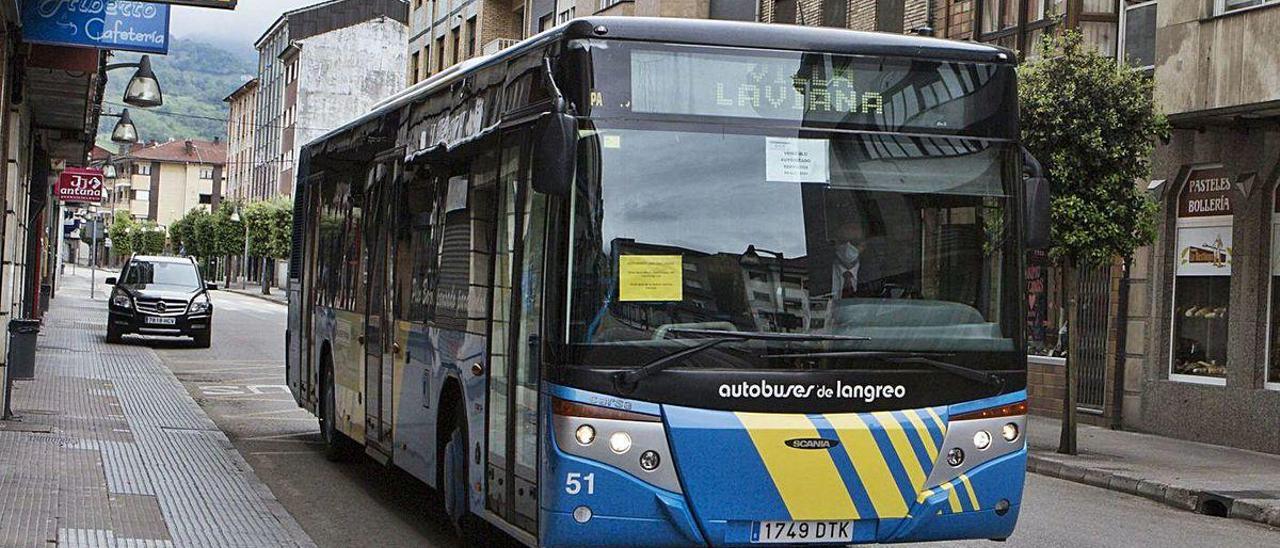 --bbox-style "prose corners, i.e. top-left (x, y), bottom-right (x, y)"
top-left (249, 0), bottom-right (409, 201)
top-left (407, 0), bottom-right (755, 85)
top-left (108, 140), bottom-right (228, 229)
top-left (224, 79), bottom-right (258, 202)
top-left (0, 4), bottom-right (108, 416)
top-left (1127, 0), bottom-right (1280, 454)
